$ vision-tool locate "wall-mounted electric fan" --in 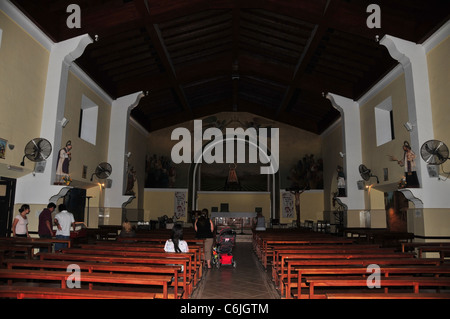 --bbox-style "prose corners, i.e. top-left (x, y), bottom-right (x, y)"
top-left (420, 140), bottom-right (449, 178)
top-left (90, 162), bottom-right (112, 181)
top-left (359, 164), bottom-right (379, 183)
top-left (20, 138), bottom-right (52, 166)
top-left (420, 140), bottom-right (449, 165)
